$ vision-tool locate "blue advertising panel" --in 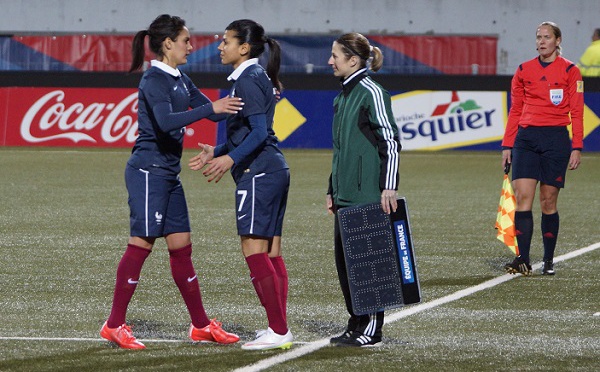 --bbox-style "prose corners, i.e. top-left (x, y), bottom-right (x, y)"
top-left (217, 90), bottom-right (338, 149)
top-left (221, 90), bottom-right (600, 152)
